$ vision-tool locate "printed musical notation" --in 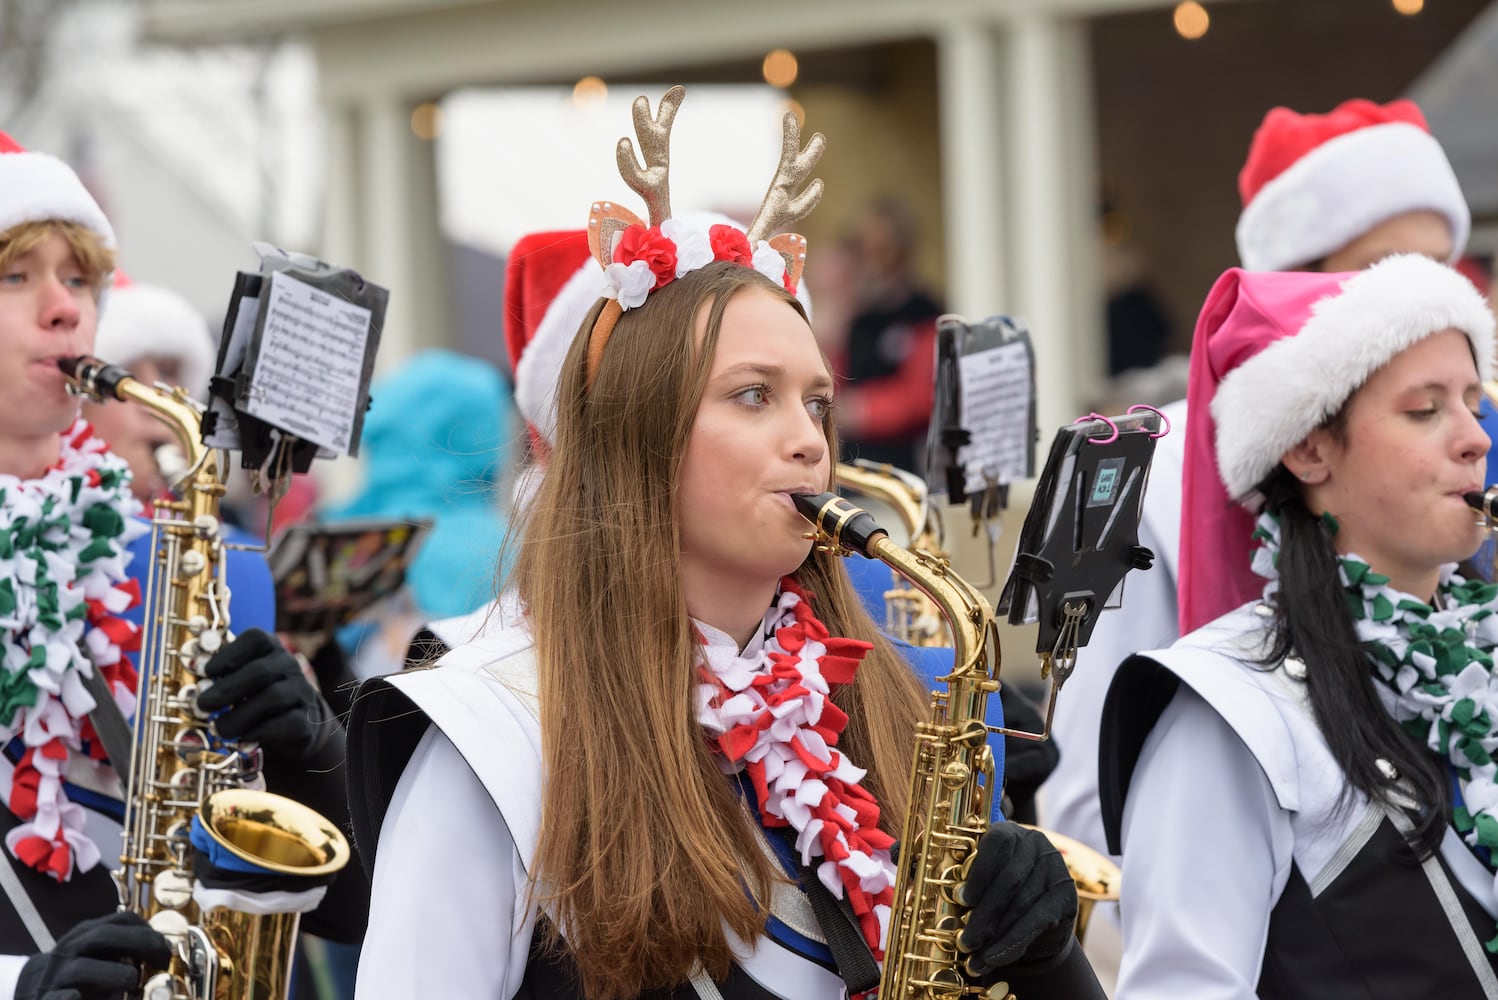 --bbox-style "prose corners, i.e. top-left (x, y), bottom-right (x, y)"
top-left (243, 272), bottom-right (371, 455)
top-left (957, 337), bottom-right (1032, 495)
